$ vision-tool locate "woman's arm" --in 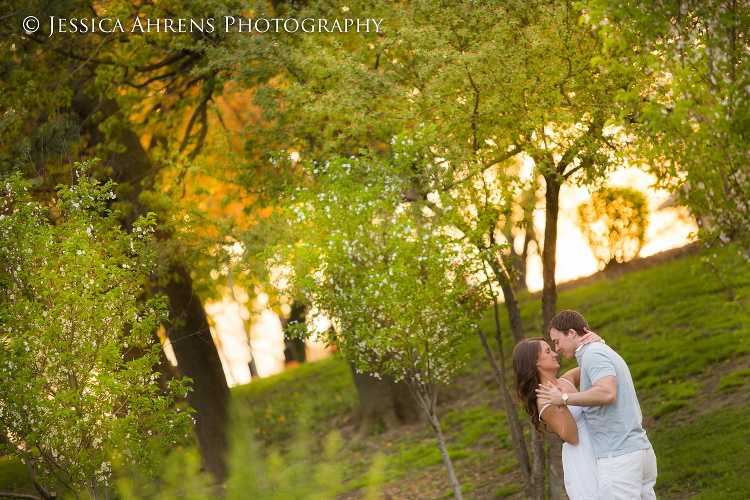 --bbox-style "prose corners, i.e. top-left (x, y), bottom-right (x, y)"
top-left (561, 367), bottom-right (581, 388)
top-left (538, 383), bottom-right (579, 445)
